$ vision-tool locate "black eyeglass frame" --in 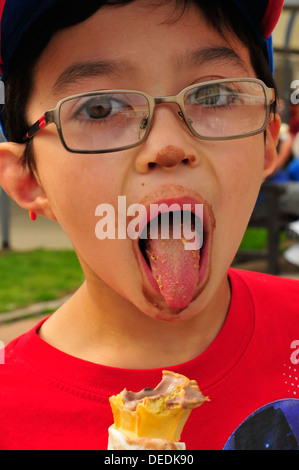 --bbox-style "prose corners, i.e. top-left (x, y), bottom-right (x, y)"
top-left (23, 78), bottom-right (276, 154)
